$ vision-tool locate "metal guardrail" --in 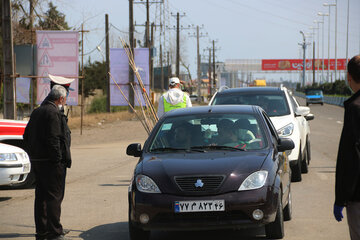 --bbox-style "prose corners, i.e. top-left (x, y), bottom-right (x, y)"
top-left (294, 92), bottom-right (348, 107)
